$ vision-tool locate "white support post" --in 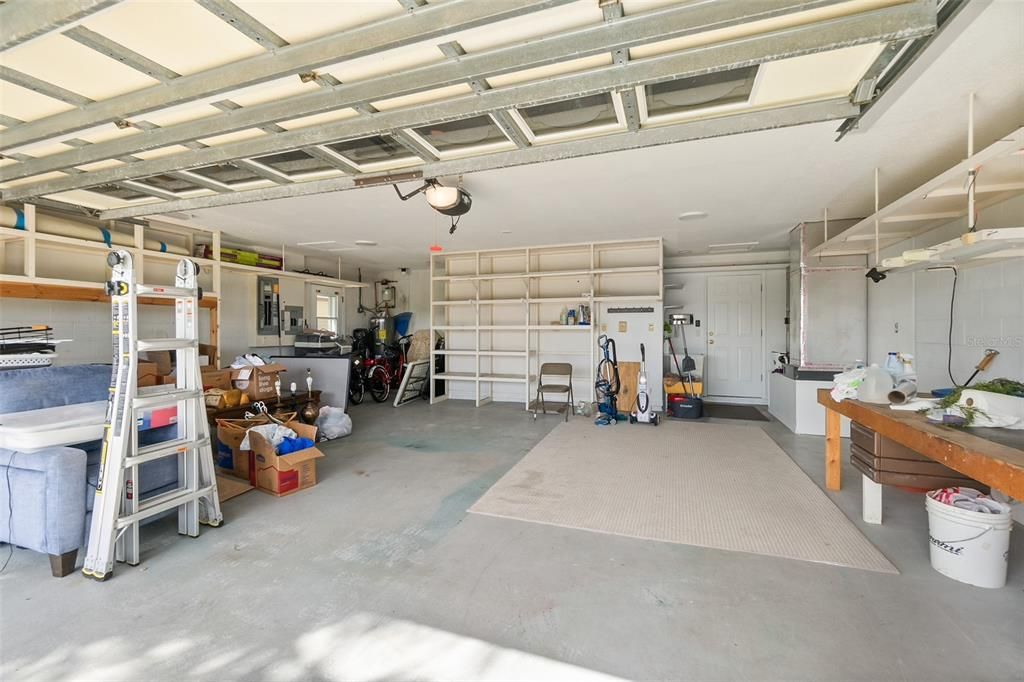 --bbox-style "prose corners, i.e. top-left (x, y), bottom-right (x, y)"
top-left (967, 92), bottom-right (976, 230)
top-left (132, 222), bottom-right (144, 284)
top-left (211, 230), bottom-right (222, 296)
top-left (23, 203), bottom-right (36, 278)
top-left (873, 168), bottom-right (880, 266)
top-left (862, 474), bottom-right (883, 524)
